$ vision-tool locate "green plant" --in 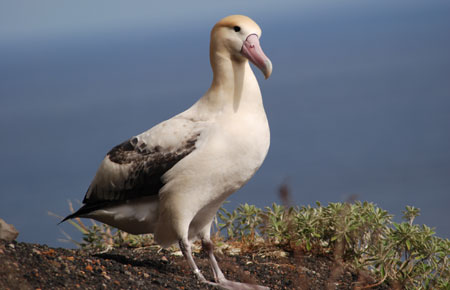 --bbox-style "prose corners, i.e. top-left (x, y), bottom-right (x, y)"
top-left (216, 202), bottom-right (449, 289)
top-left (217, 203), bottom-right (262, 242)
top-left (260, 203), bottom-right (294, 244)
top-left (371, 209), bottom-right (449, 289)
